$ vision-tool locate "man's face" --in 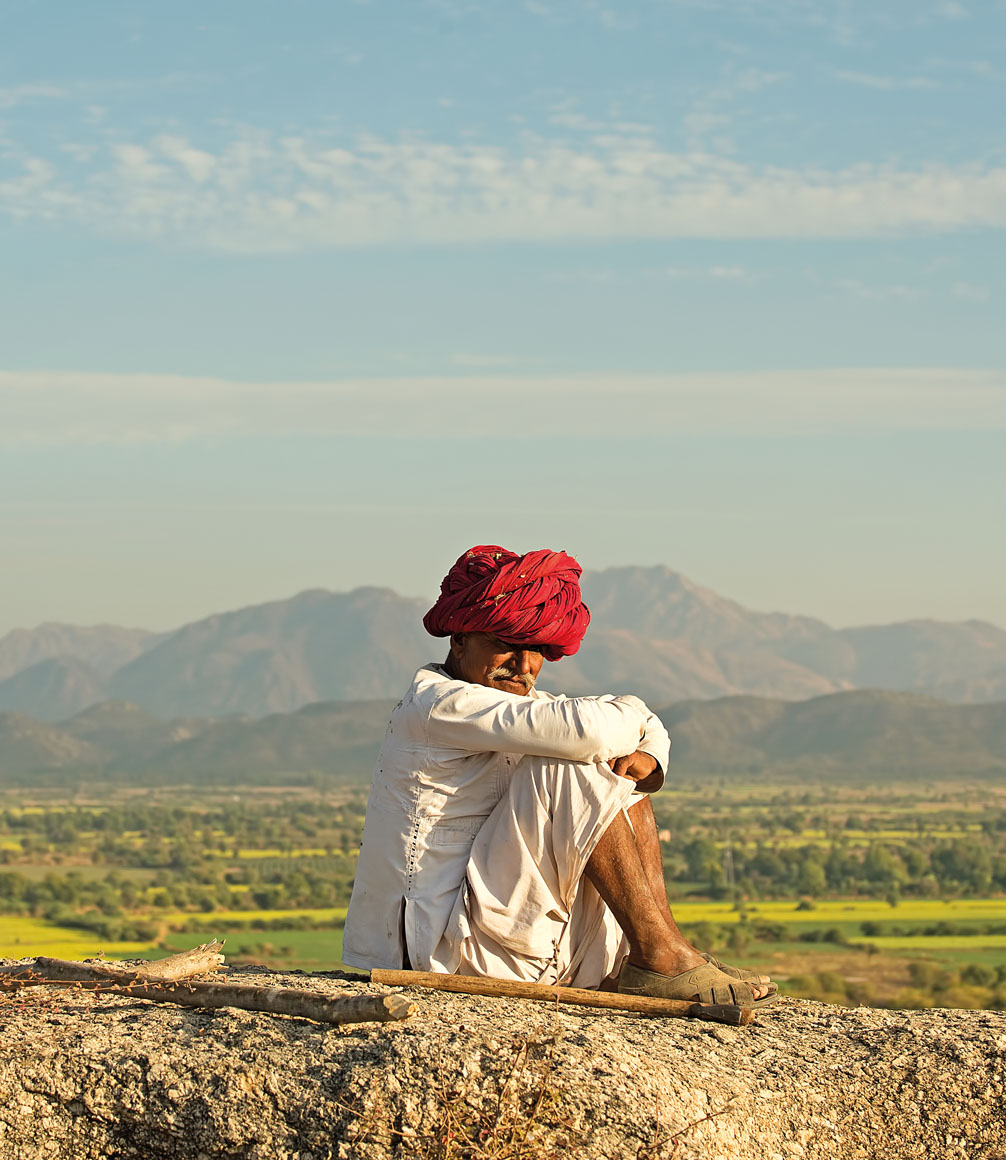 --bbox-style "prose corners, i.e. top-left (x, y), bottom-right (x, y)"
top-left (448, 632), bottom-right (545, 696)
